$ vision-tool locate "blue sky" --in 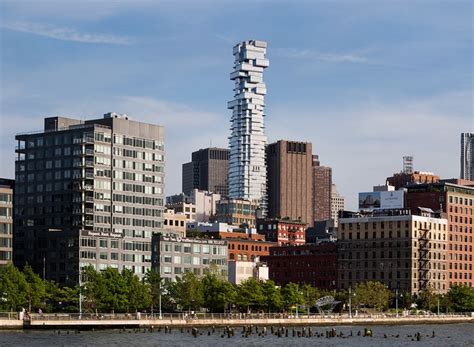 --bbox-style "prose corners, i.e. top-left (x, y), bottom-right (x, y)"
top-left (0, 0), bottom-right (472, 209)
